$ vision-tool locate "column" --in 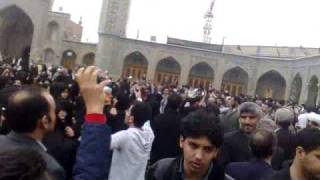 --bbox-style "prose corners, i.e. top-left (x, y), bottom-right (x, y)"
top-left (316, 84), bottom-right (320, 106)
top-left (179, 65), bottom-right (189, 86)
top-left (146, 61), bottom-right (157, 81)
top-left (213, 65), bottom-right (224, 90)
top-left (299, 79), bottom-right (309, 104)
top-left (247, 77), bottom-right (257, 97)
